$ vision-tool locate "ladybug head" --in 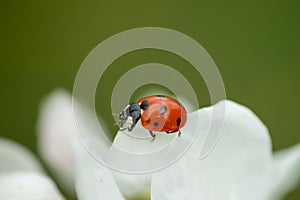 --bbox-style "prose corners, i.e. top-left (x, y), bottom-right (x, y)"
top-left (119, 109), bottom-right (129, 121)
top-left (117, 109), bottom-right (129, 129)
top-left (118, 103), bottom-right (141, 130)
